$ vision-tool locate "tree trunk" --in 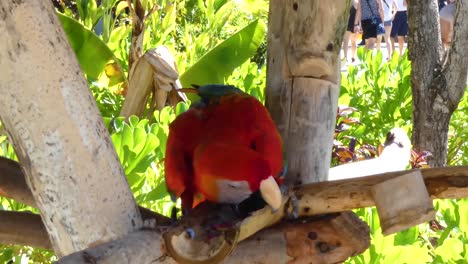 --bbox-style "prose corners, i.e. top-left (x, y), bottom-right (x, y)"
top-left (407, 0), bottom-right (468, 167)
top-left (0, 0), bottom-right (142, 257)
top-left (266, 0), bottom-right (350, 184)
